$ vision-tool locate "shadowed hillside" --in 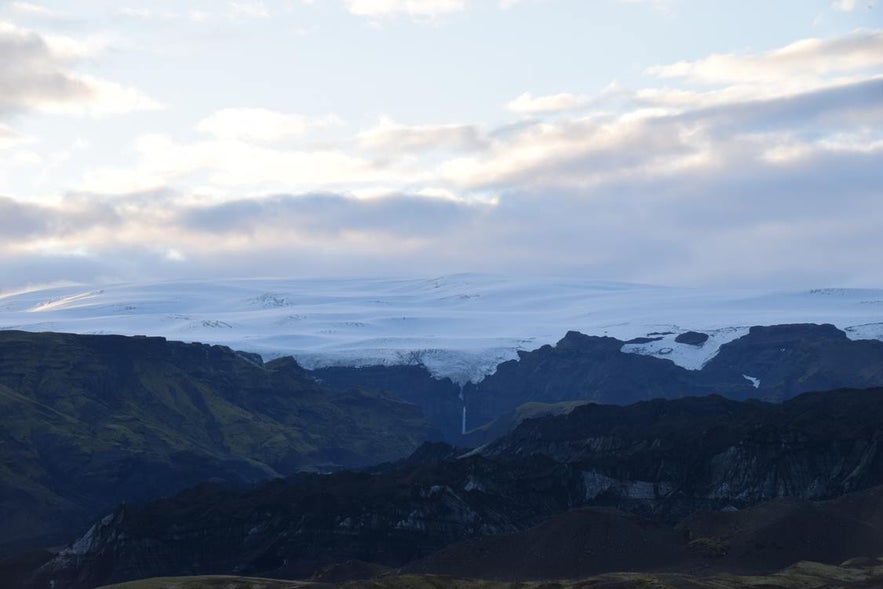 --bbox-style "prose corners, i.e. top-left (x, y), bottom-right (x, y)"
top-left (0, 331), bottom-right (429, 554)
